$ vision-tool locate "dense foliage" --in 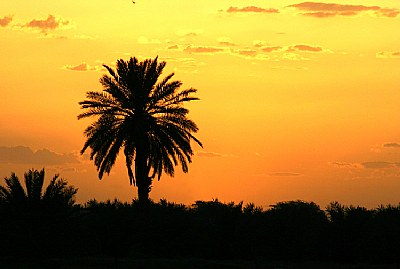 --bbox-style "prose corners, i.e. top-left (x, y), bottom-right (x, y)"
top-left (1, 194), bottom-right (400, 264)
